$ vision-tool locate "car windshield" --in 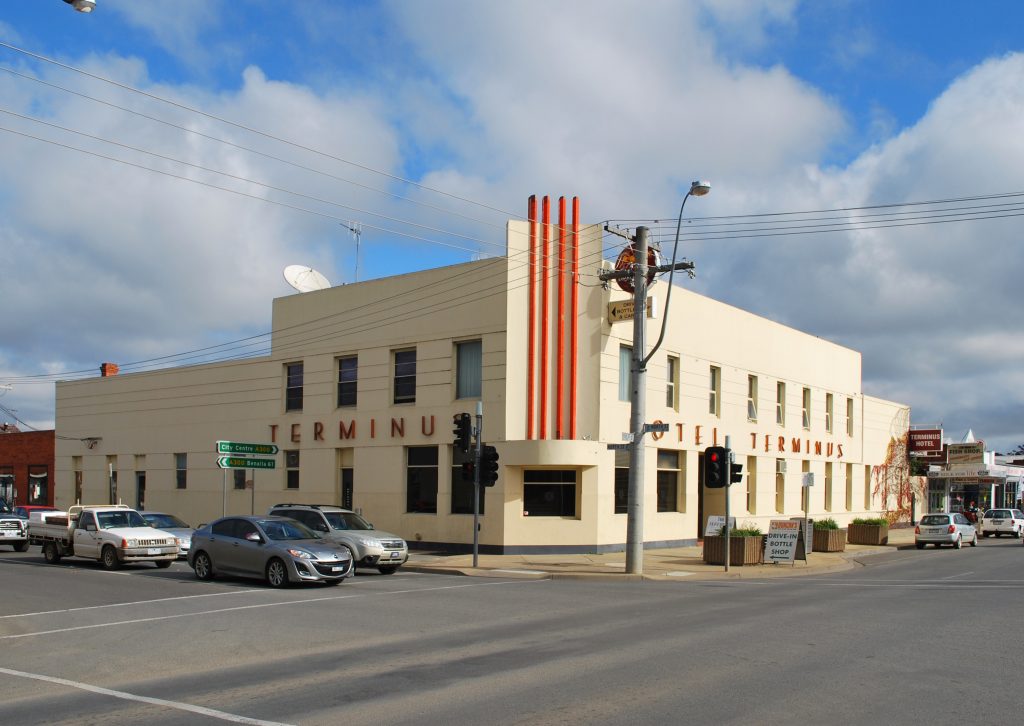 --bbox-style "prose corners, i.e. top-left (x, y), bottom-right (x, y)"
top-left (986, 510), bottom-right (1010, 518)
top-left (143, 513), bottom-right (189, 529)
top-left (258, 518), bottom-right (318, 541)
top-left (96, 510), bottom-right (149, 529)
top-left (920, 515), bottom-right (950, 525)
top-left (324, 511), bottom-right (372, 530)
